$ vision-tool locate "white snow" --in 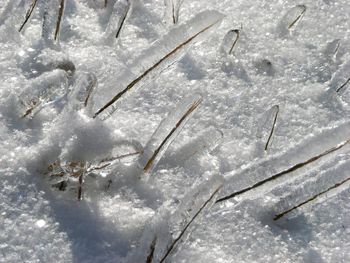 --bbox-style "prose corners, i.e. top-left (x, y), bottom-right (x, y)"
top-left (1, 0), bottom-right (350, 262)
